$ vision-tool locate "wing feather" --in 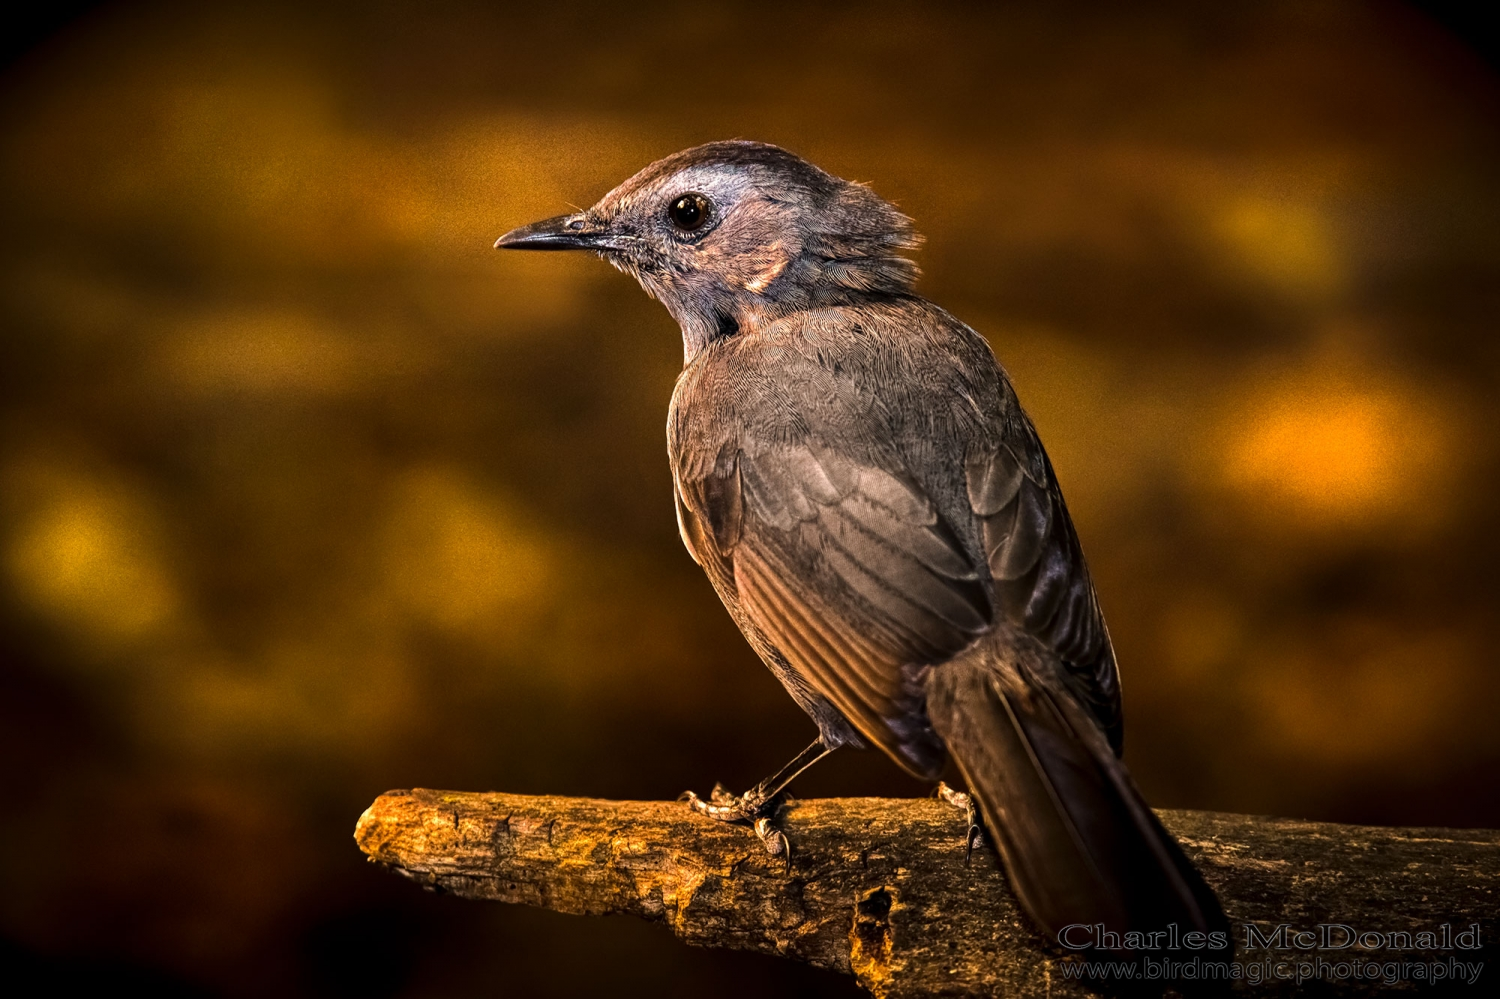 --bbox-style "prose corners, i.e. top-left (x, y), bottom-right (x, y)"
top-left (736, 546), bottom-right (896, 731)
top-left (990, 479), bottom-right (1053, 580)
top-left (966, 441), bottom-right (1123, 752)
